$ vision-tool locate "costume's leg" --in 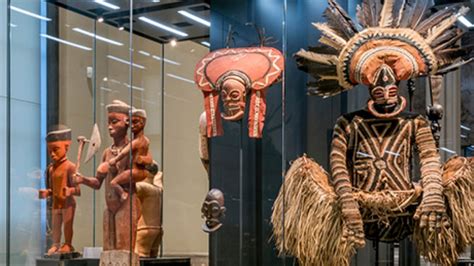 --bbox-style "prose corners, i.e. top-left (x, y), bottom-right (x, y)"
top-left (59, 204), bottom-right (76, 253)
top-left (271, 155), bottom-right (354, 266)
top-left (48, 209), bottom-right (62, 255)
